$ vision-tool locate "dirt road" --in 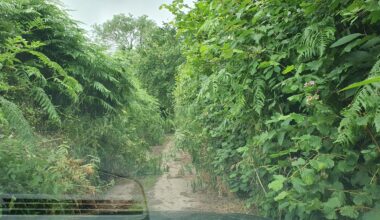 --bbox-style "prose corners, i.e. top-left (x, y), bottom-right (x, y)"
top-left (106, 135), bottom-right (246, 213)
top-left (146, 136), bottom-right (200, 211)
